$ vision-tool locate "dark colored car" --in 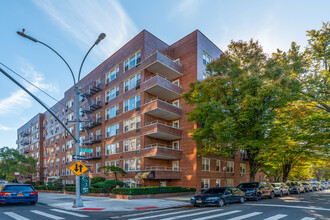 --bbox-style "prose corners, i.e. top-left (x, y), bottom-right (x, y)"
top-left (190, 187), bottom-right (245, 207)
top-left (302, 182), bottom-right (313, 192)
top-left (0, 184), bottom-right (38, 205)
top-left (237, 182), bottom-right (275, 200)
top-left (286, 182), bottom-right (305, 194)
top-left (271, 183), bottom-right (290, 196)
